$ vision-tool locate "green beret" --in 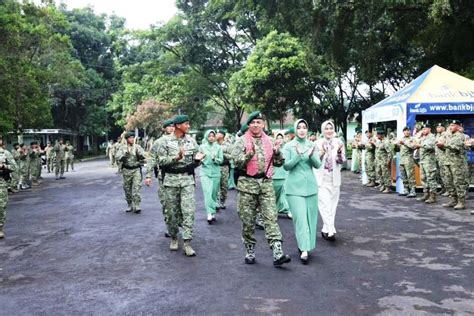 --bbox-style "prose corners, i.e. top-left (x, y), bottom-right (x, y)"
top-left (239, 123), bottom-right (249, 135)
top-left (173, 115), bottom-right (190, 125)
top-left (246, 111), bottom-right (264, 125)
top-left (355, 127), bottom-right (362, 133)
top-left (216, 128), bottom-right (227, 136)
top-left (402, 126), bottom-right (410, 132)
top-left (124, 131), bottom-right (135, 138)
top-left (422, 122), bottom-right (431, 128)
top-left (450, 119), bottom-right (461, 125)
top-left (376, 127), bottom-right (385, 134)
top-left (163, 119), bottom-right (174, 128)
top-left (285, 127), bottom-right (295, 135)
